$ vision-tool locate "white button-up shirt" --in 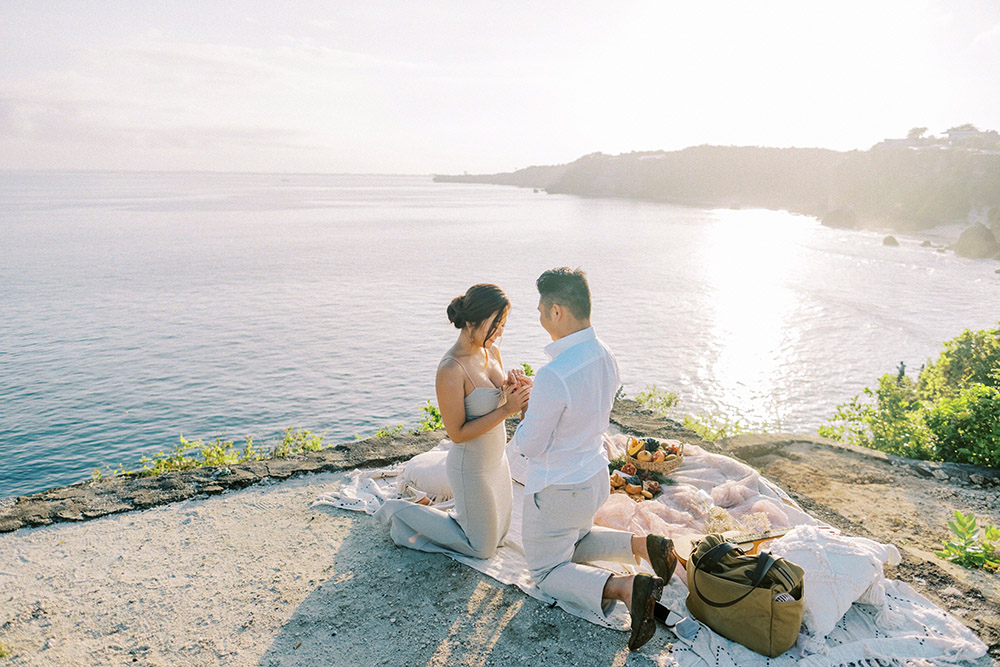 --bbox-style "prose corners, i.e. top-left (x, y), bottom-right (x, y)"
top-left (509, 327), bottom-right (620, 495)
